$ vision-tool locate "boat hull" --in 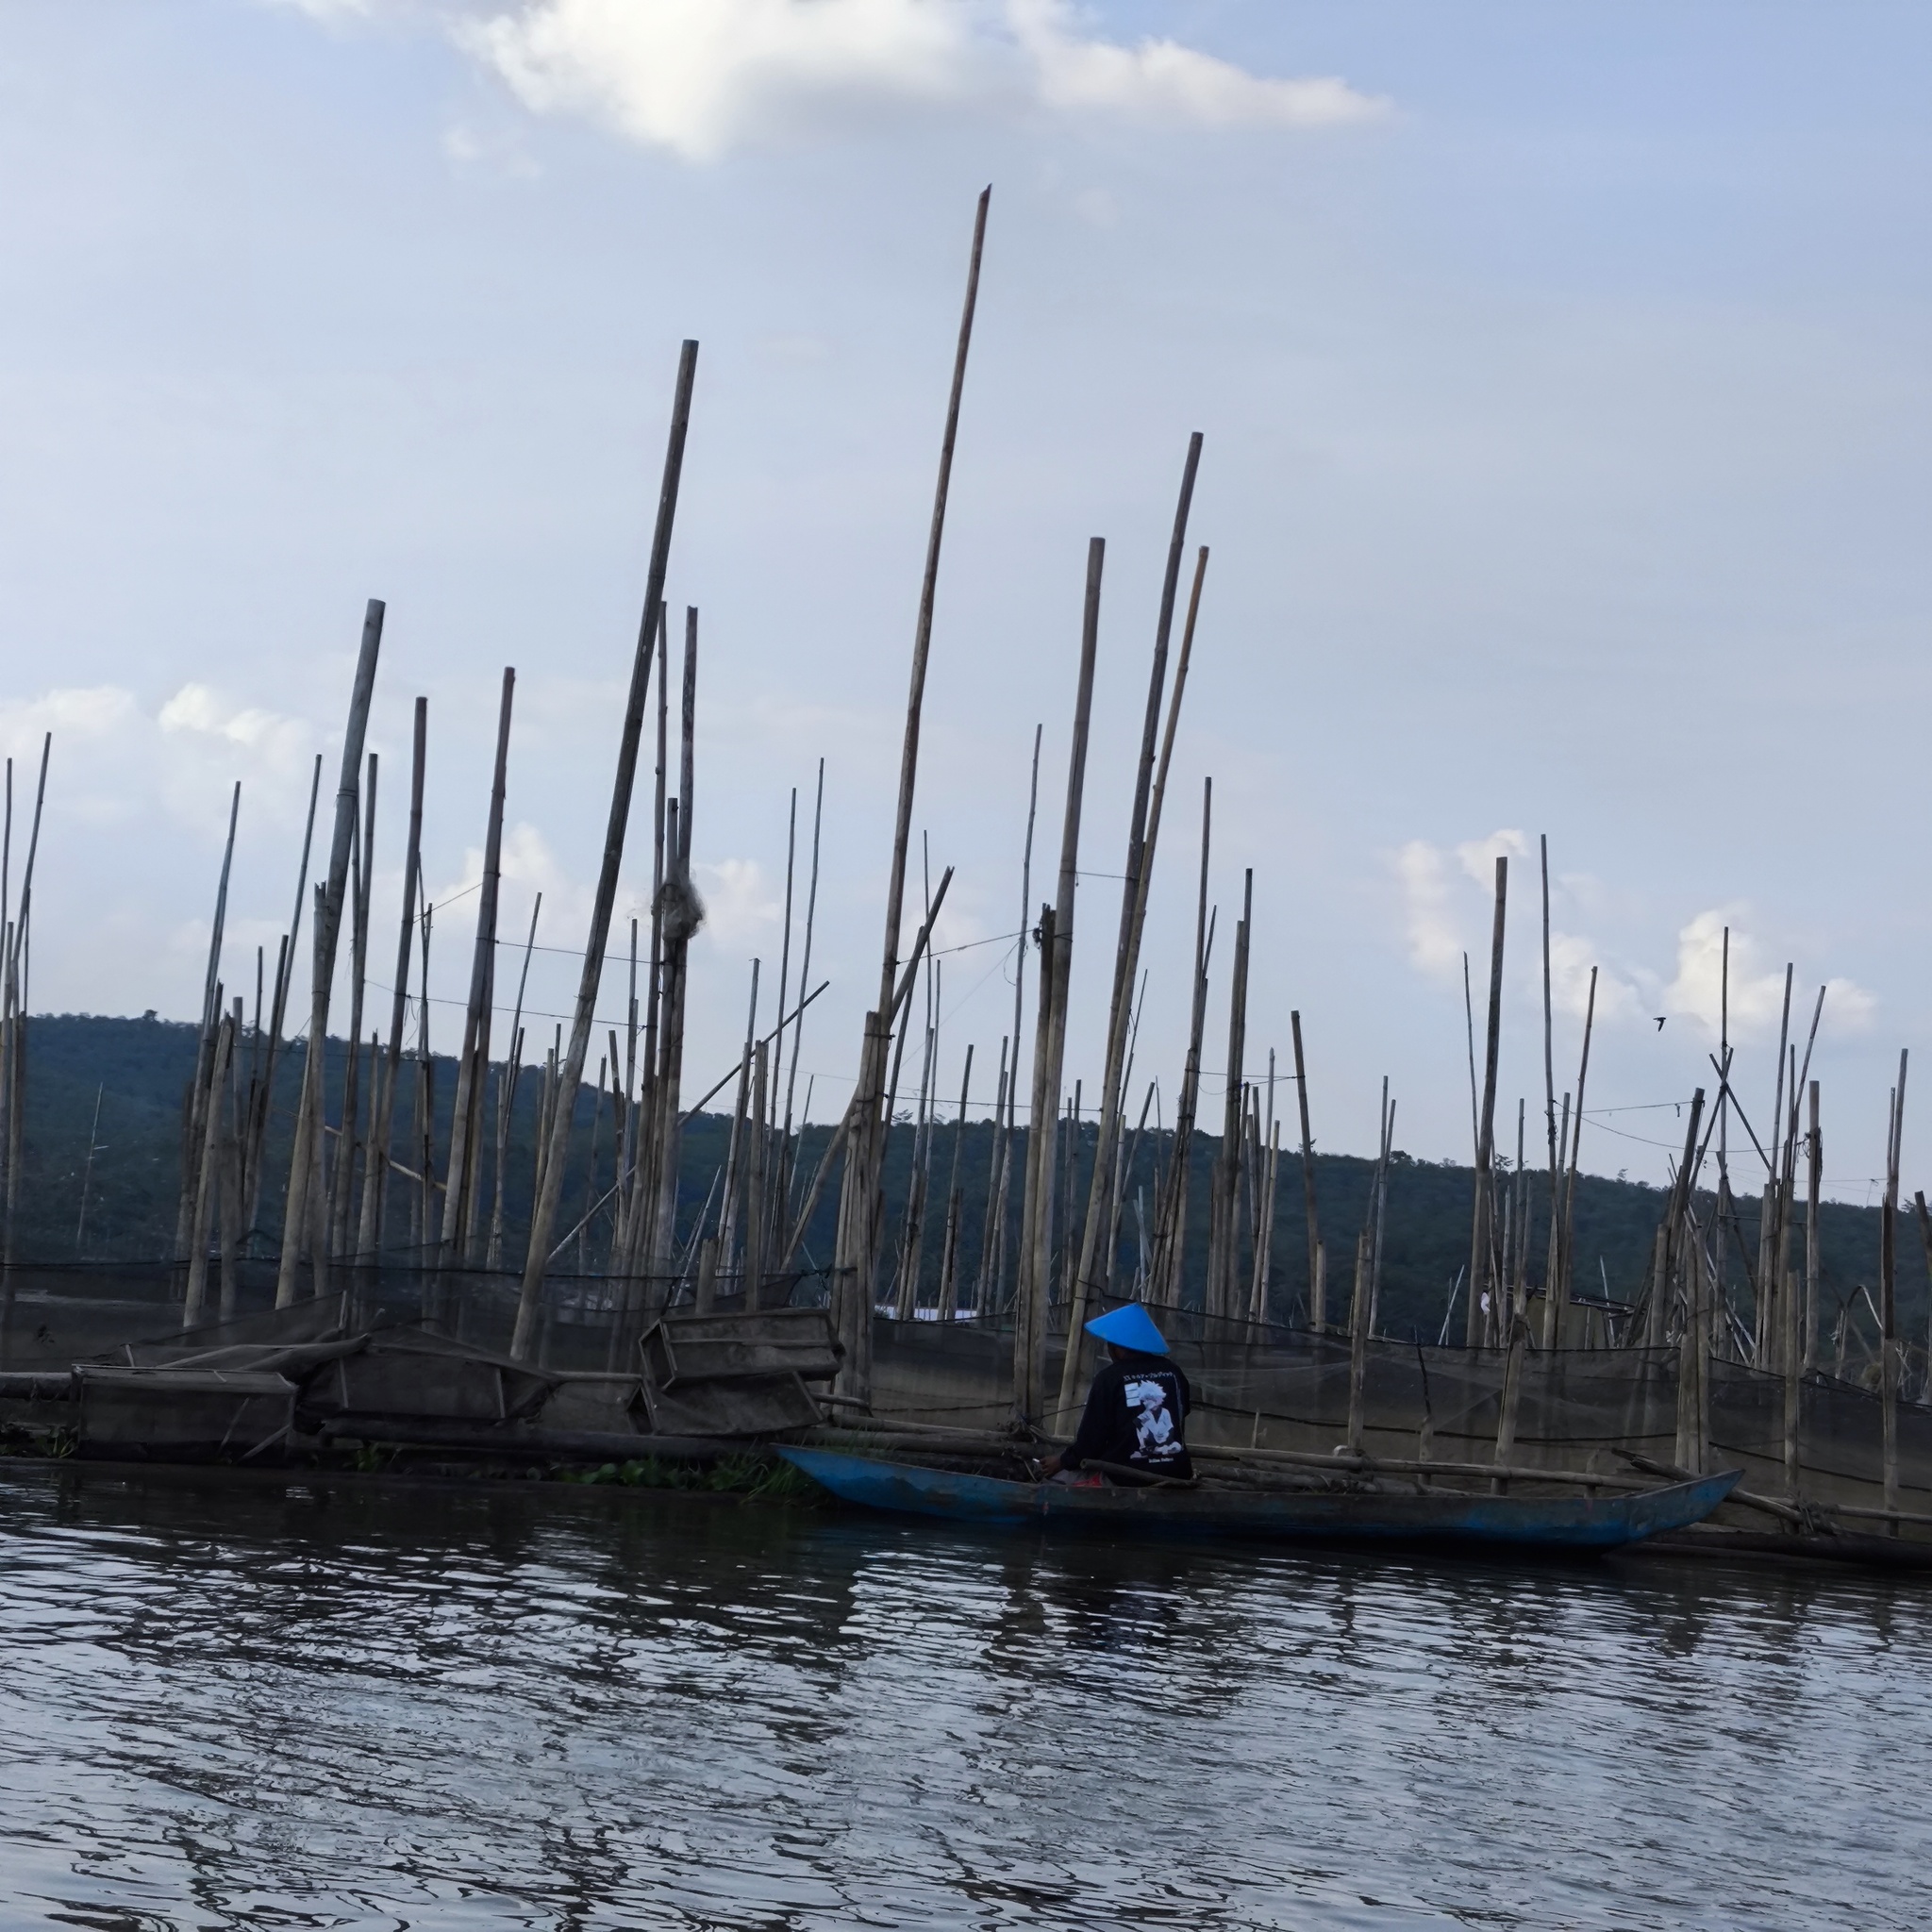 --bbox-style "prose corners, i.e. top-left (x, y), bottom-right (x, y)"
top-left (776, 1448), bottom-right (1741, 1551)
